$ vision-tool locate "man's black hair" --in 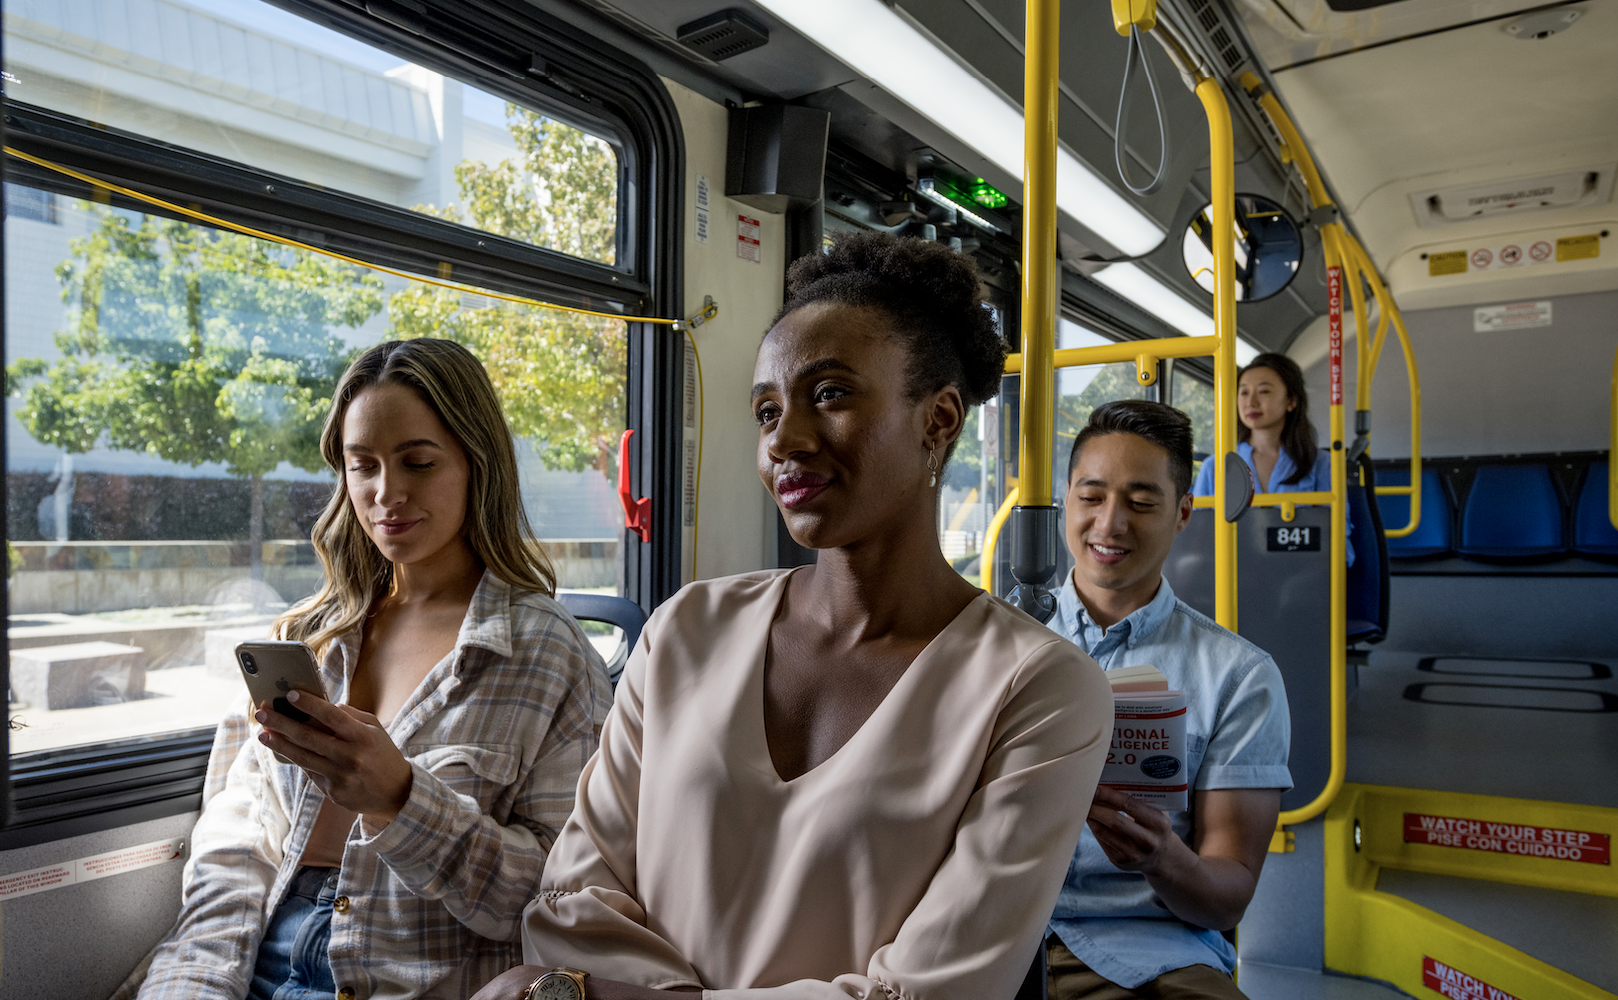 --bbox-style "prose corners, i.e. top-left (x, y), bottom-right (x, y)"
top-left (773, 231), bottom-right (1007, 427)
top-left (1066, 400), bottom-right (1195, 497)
